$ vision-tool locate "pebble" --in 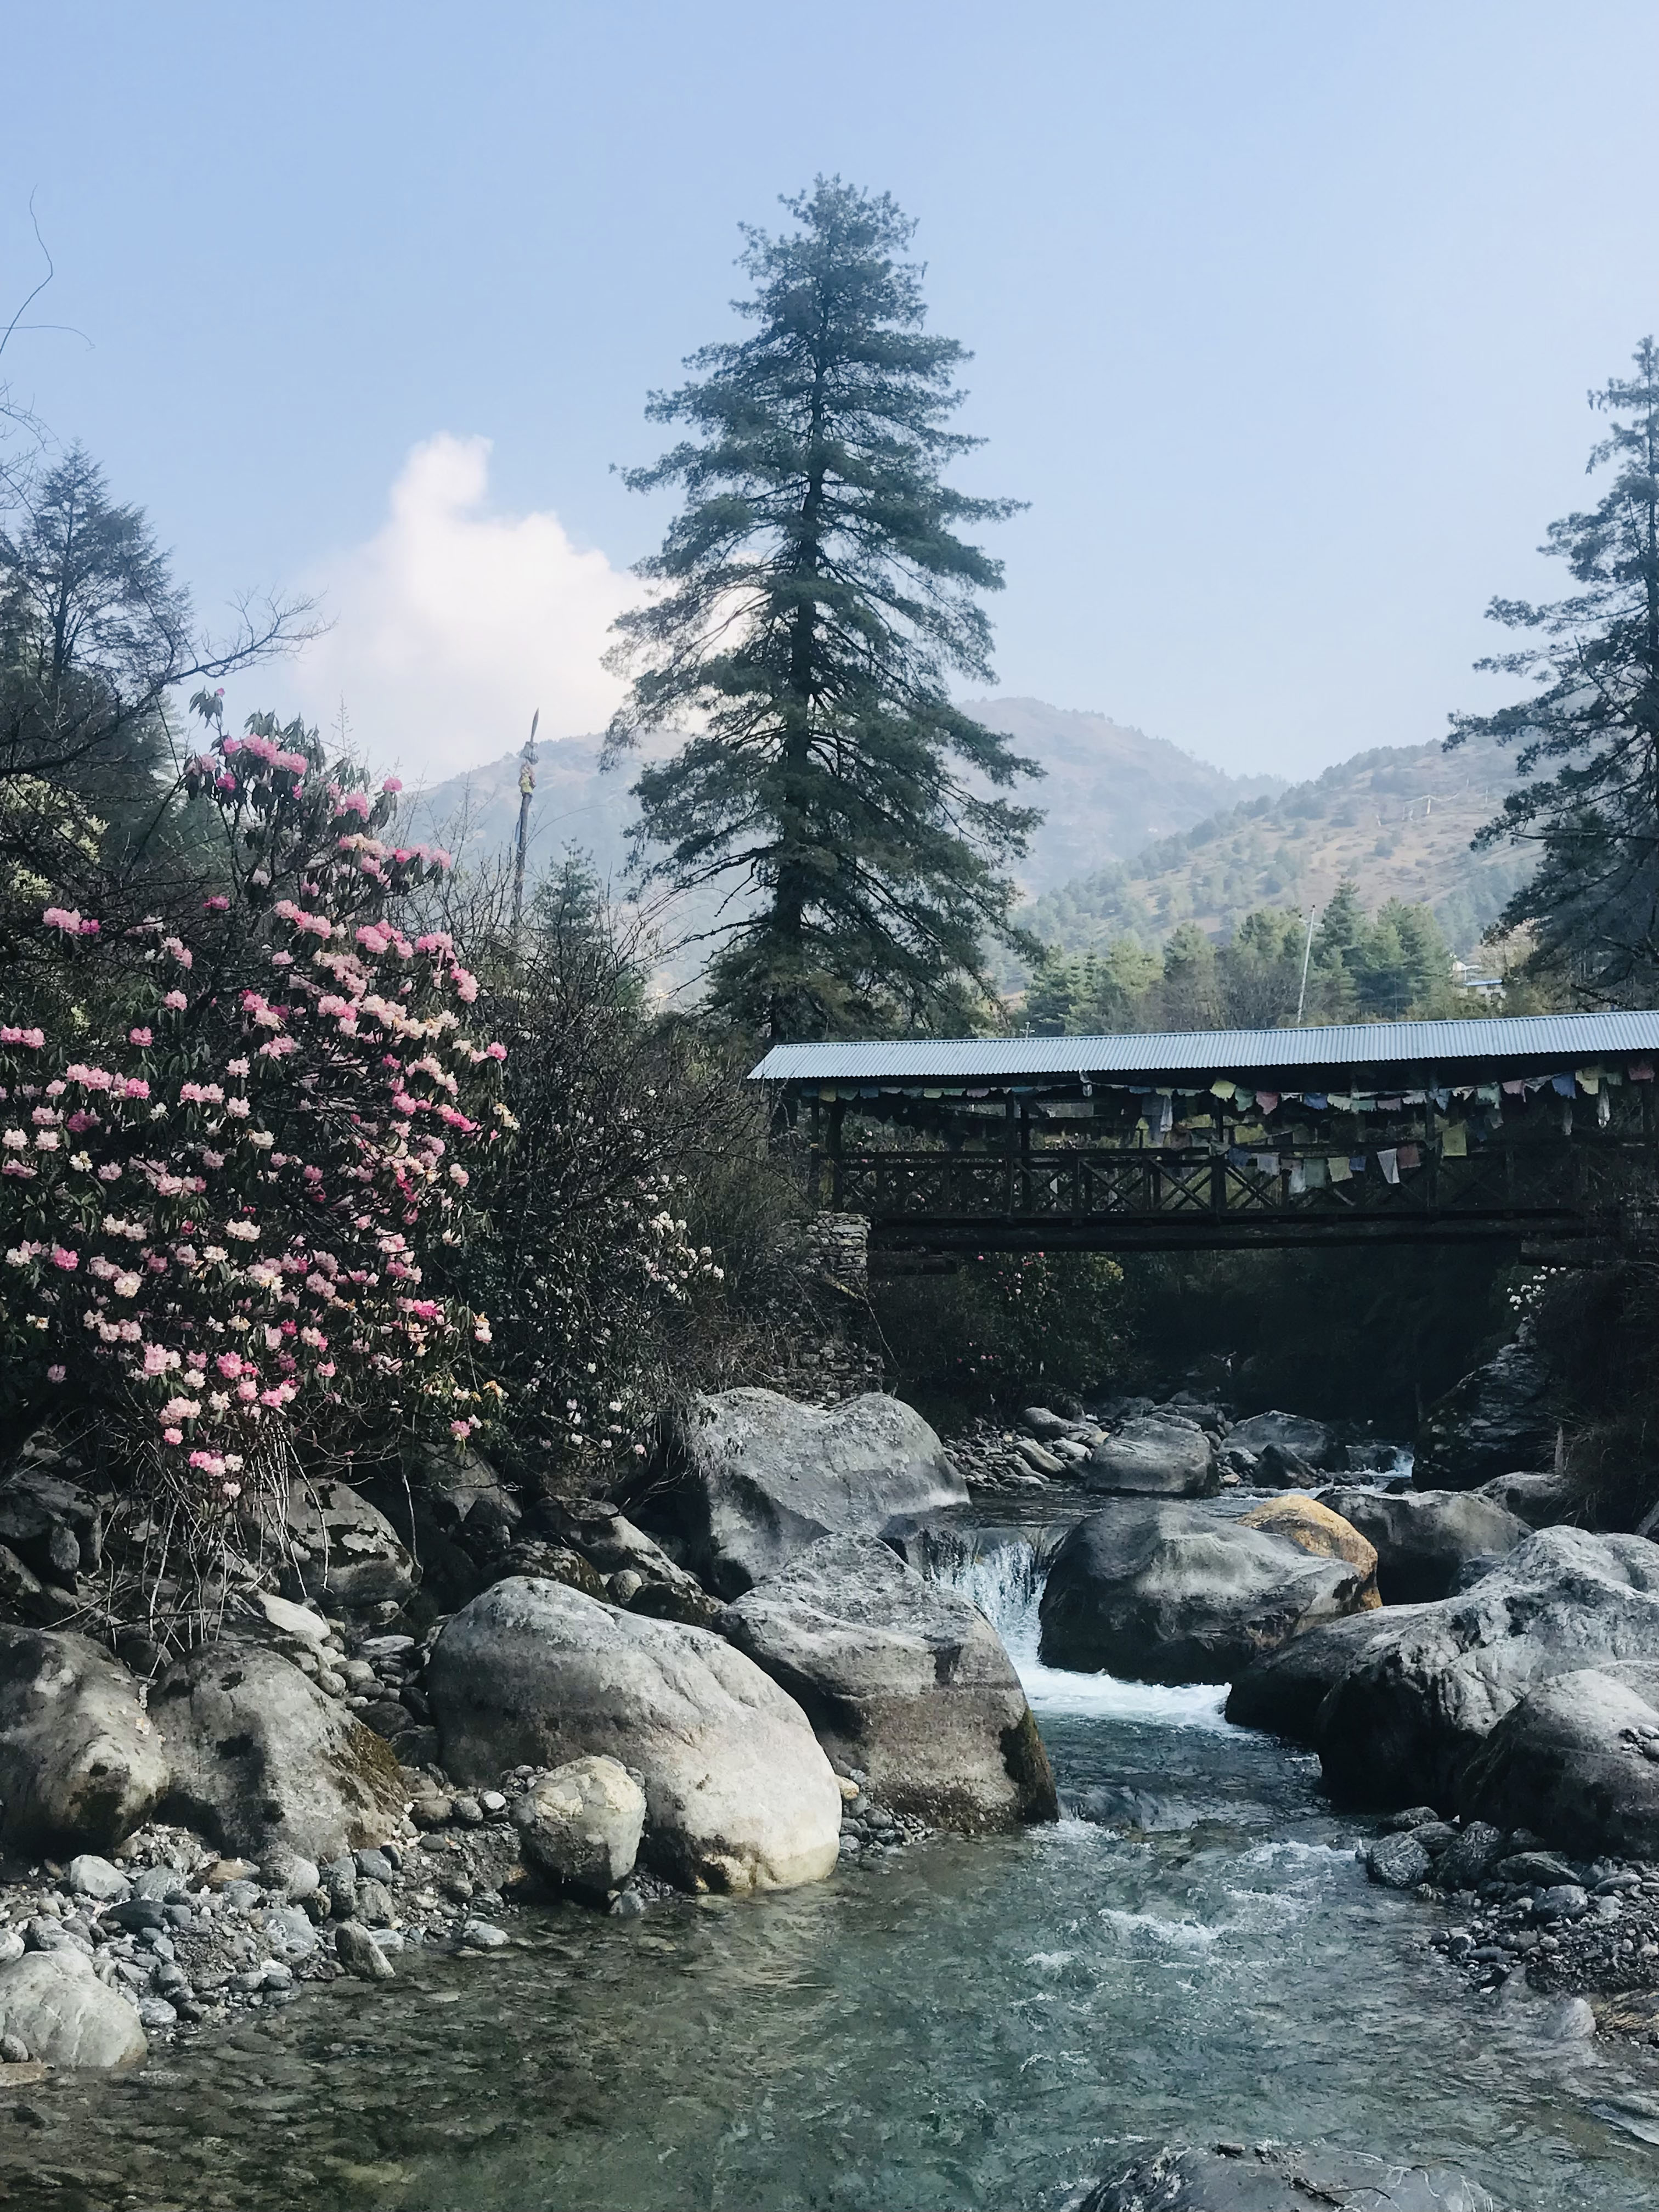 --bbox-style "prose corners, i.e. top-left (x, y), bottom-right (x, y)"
top-left (137, 1996), bottom-right (179, 2030)
top-left (479, 1791), bottom-right (507, 1815)
top-left (450, 1796), bottom-right (485, 1827)
top-left (460, 1920), bottom-right (509, 1950)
